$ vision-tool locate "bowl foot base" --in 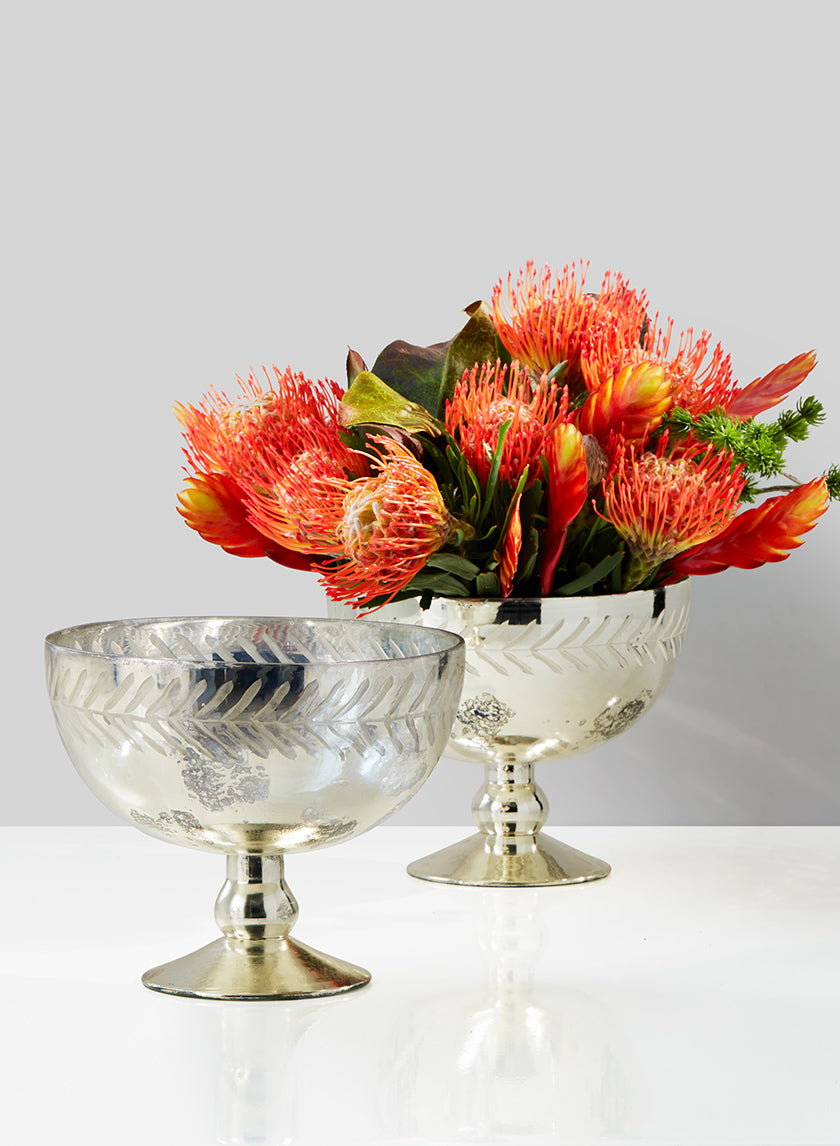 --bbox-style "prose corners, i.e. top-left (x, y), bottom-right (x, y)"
top-left (407, 832), bottom-right (611, 887)
top-left (142, 936), bottom-right (371, 1000)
